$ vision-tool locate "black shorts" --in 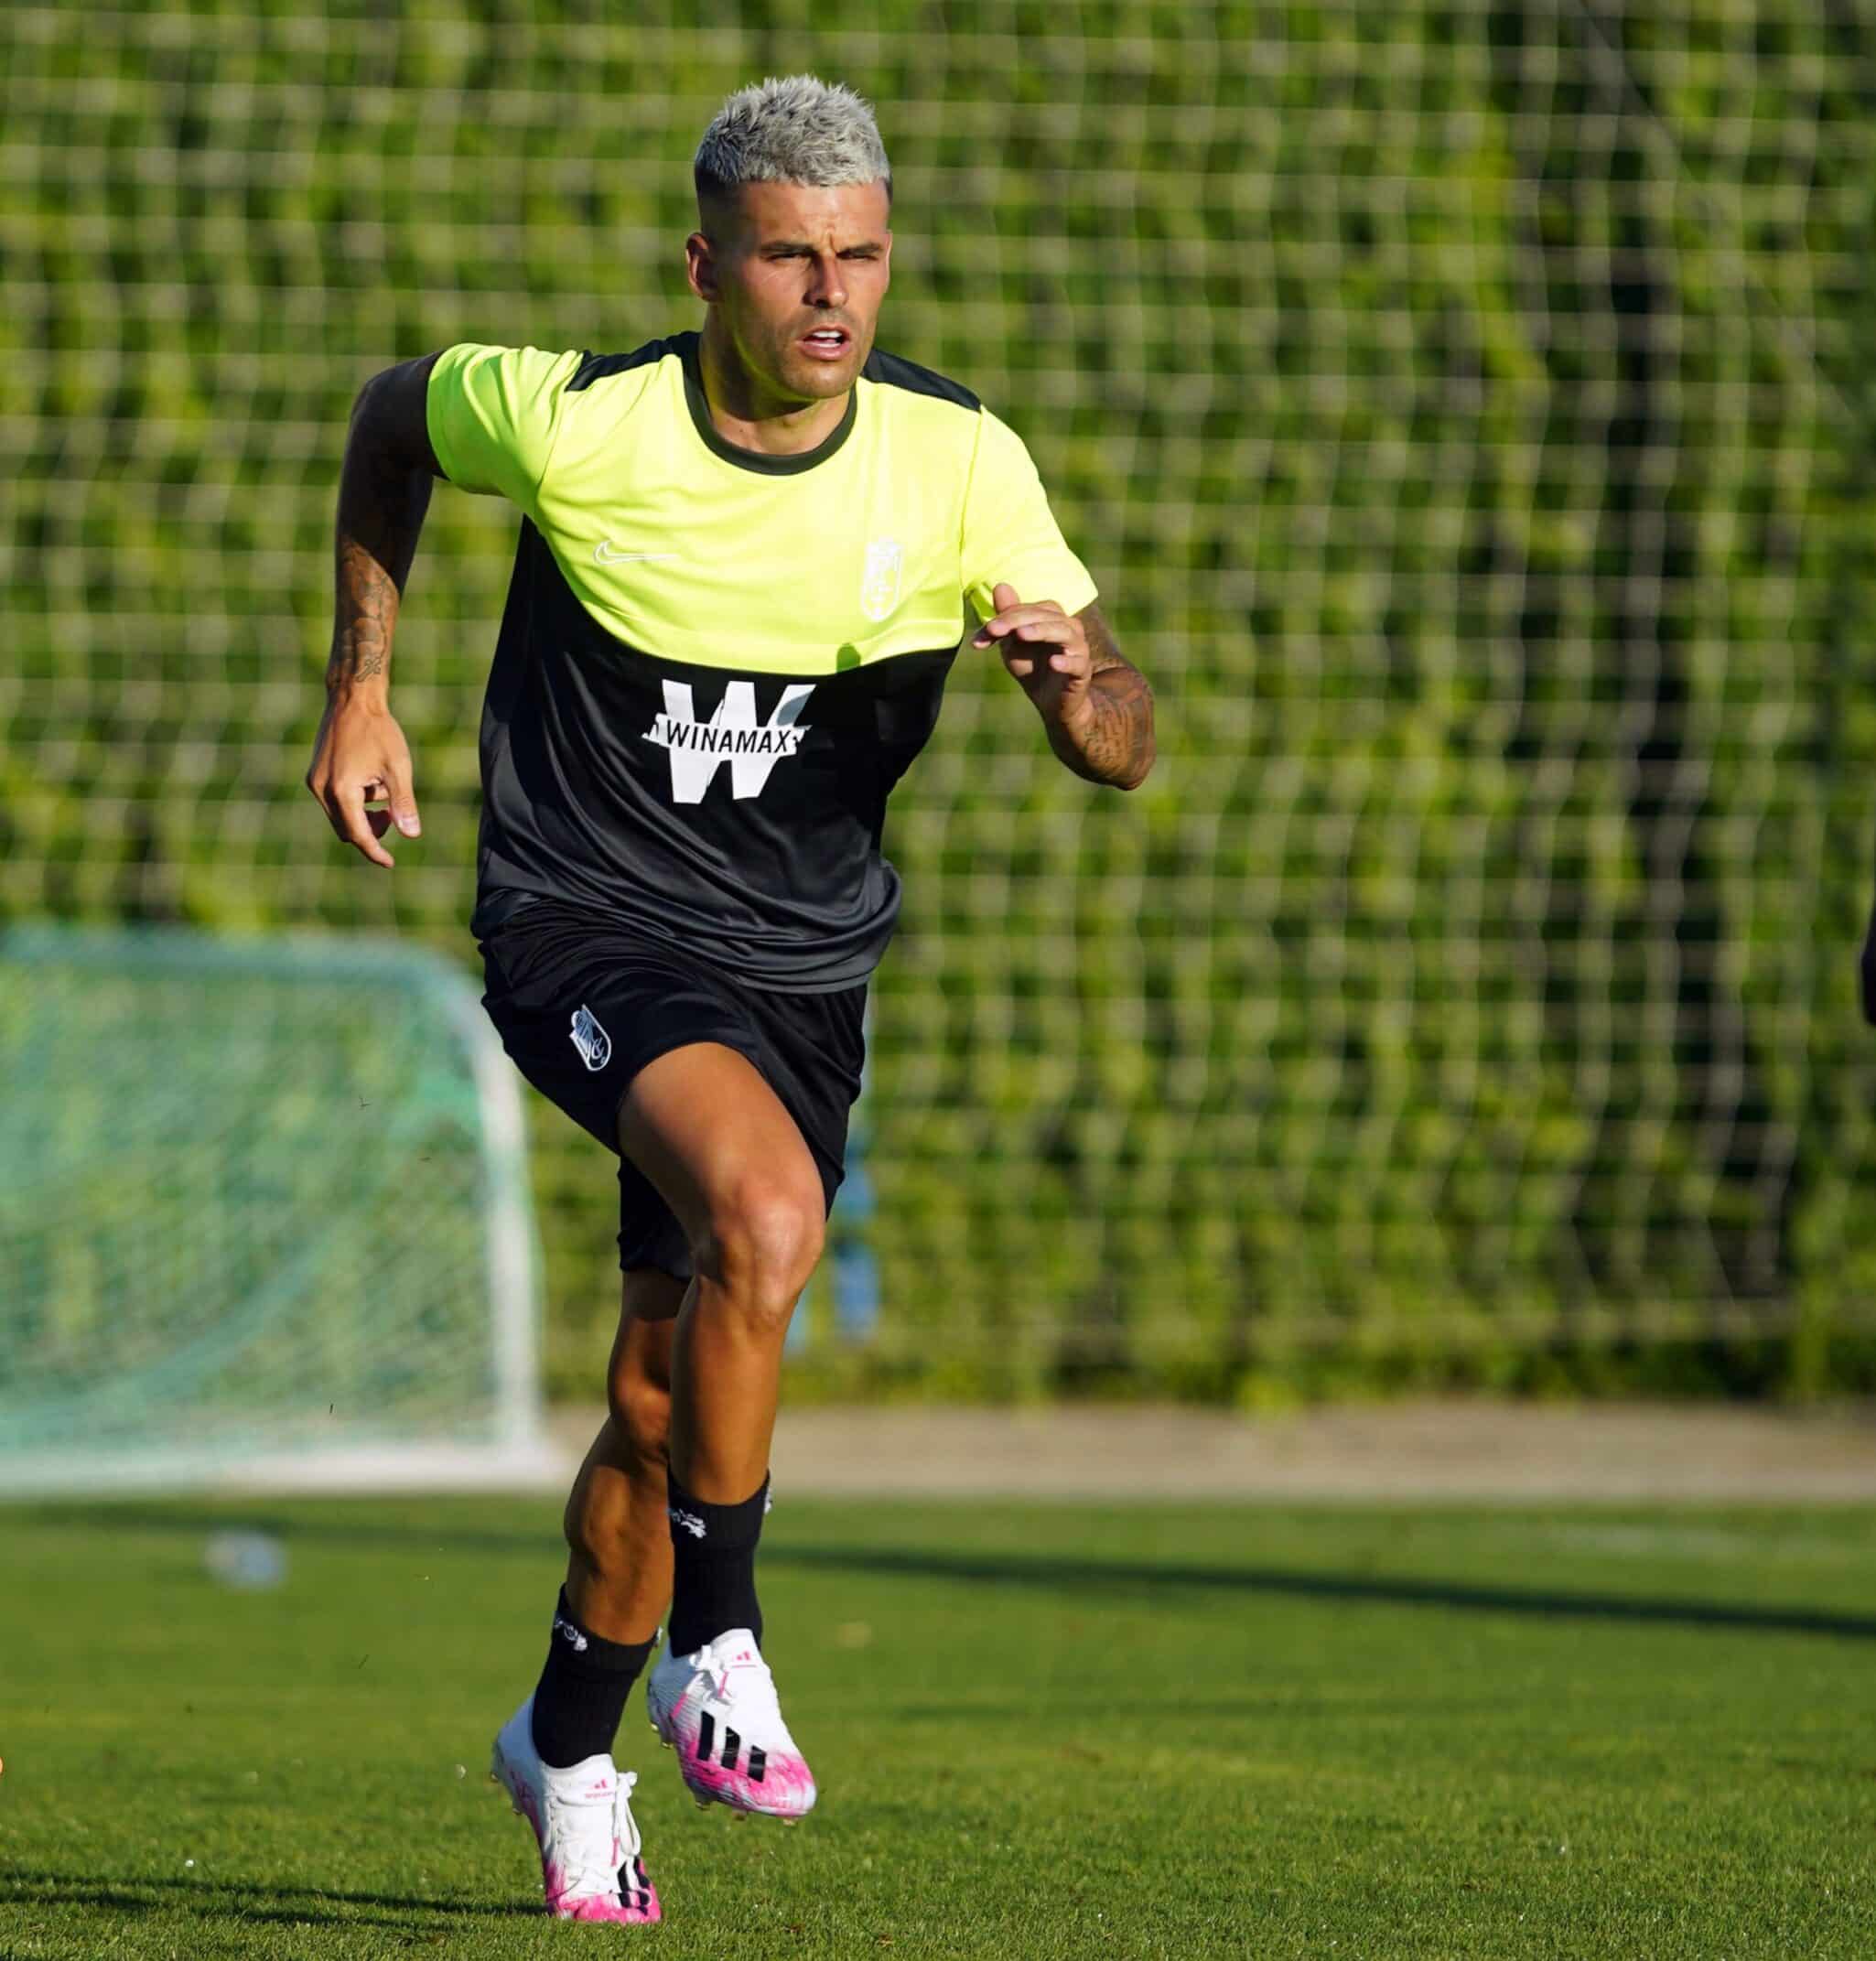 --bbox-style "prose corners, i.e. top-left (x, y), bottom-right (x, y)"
top-left (477, 896), bottom-right (867, 1279)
